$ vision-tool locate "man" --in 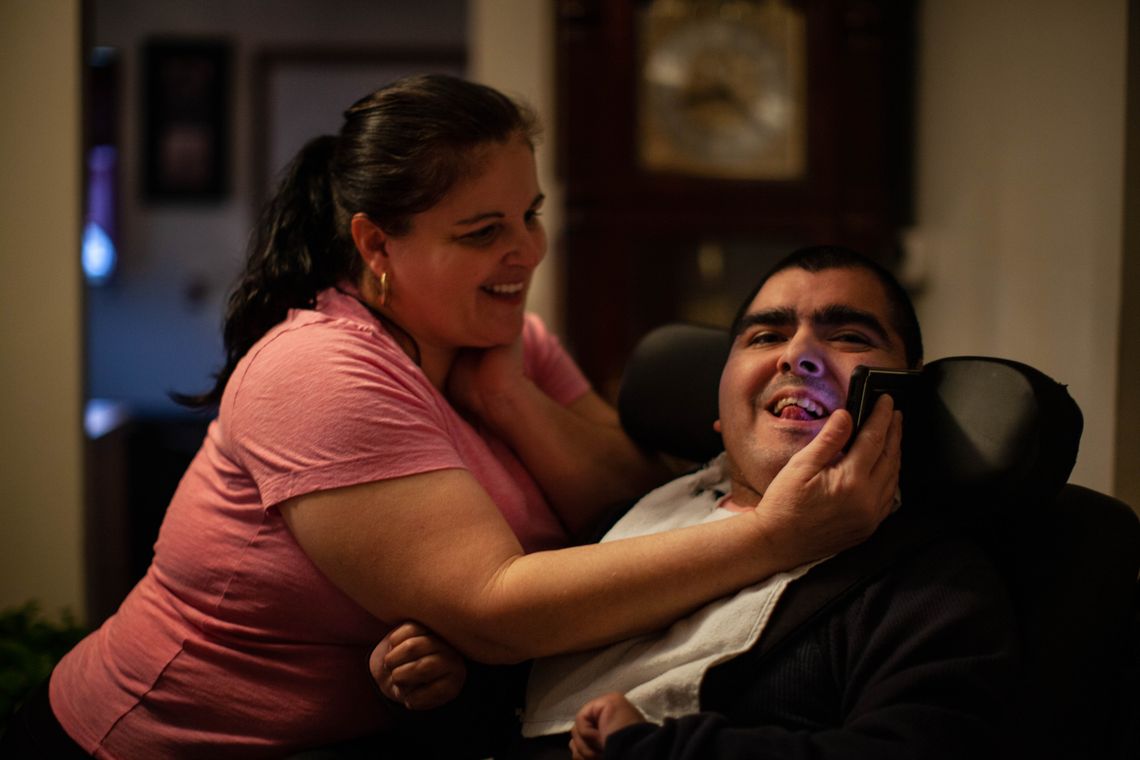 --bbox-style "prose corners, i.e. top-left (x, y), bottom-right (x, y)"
top-left (522, 246), bottom-right (1017, 760)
